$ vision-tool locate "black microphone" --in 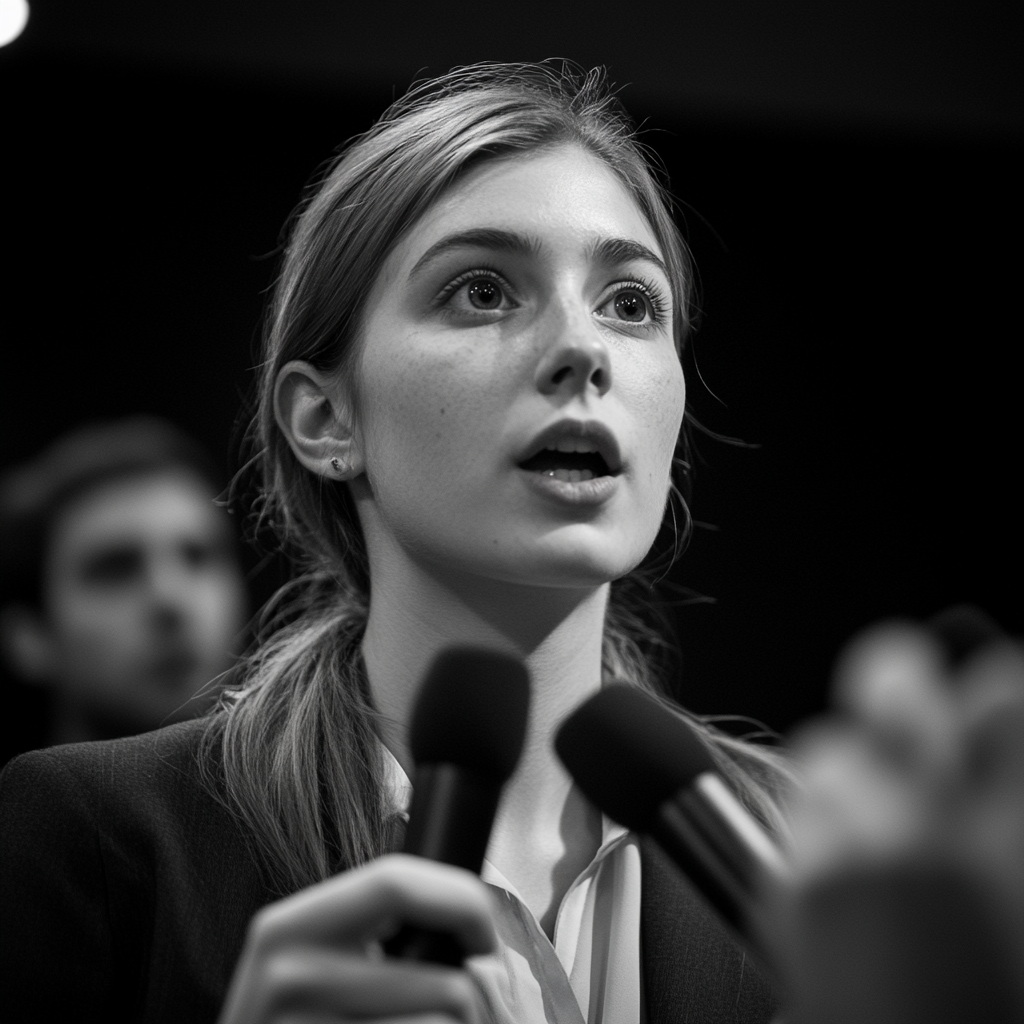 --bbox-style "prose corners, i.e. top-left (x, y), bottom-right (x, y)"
top-left (555, 684), bottom-right (786, 959)
top-left (383, 647), bottom-right (530, 965)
